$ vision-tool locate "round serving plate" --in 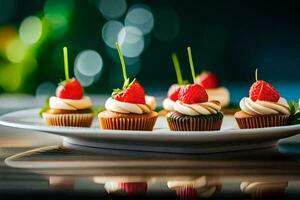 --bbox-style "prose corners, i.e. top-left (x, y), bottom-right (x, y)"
top-left (0, 109), bottom-right (300, 154)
